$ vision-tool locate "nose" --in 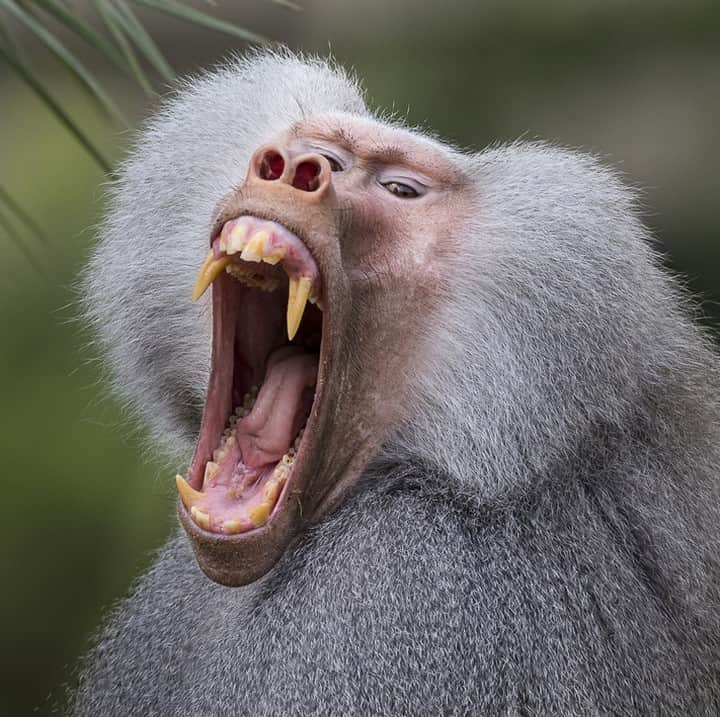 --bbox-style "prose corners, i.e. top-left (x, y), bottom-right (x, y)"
top-left (246, 145), bottom-right (332, 196)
